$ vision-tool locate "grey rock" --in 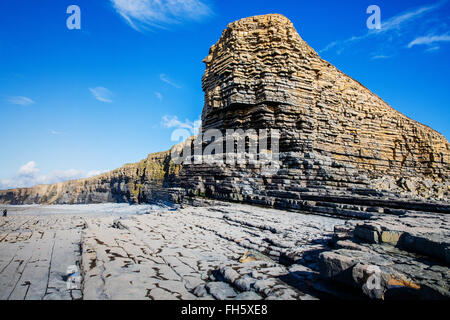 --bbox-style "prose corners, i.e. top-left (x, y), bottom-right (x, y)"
top-left (233, 291), bottom-right (263, 300)
top-left (205, 282), bottom-right (237, 300)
